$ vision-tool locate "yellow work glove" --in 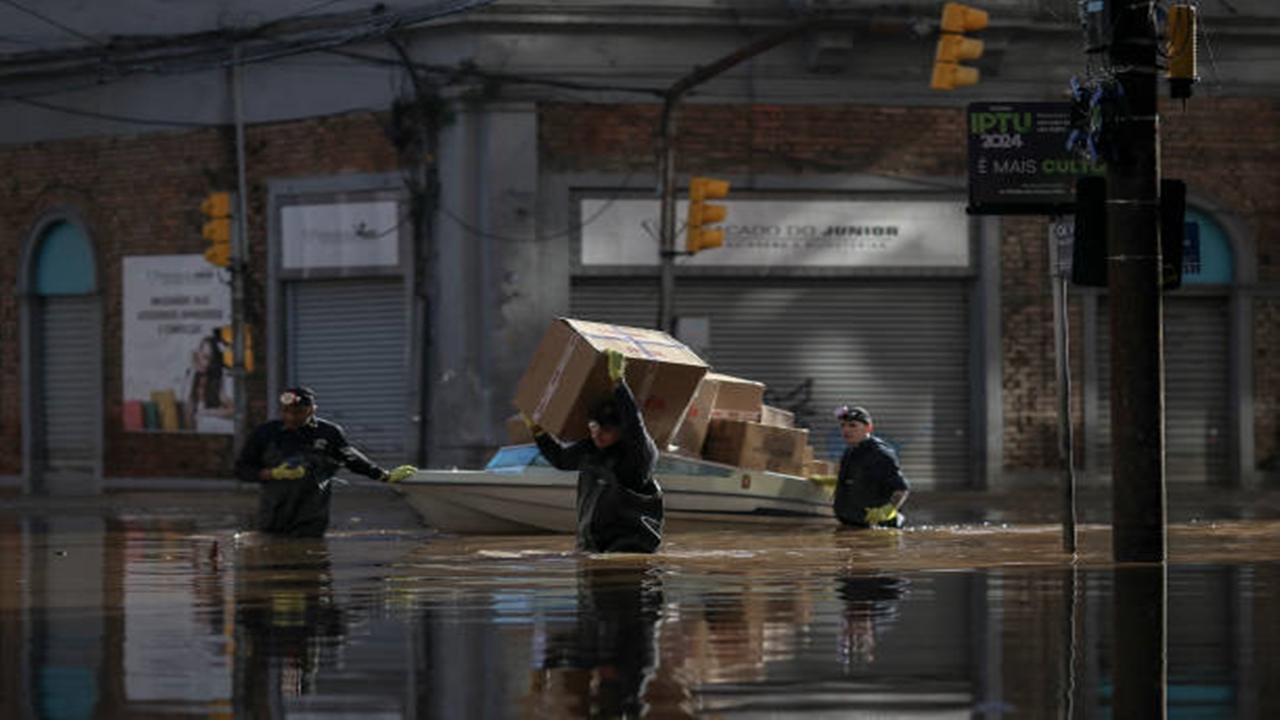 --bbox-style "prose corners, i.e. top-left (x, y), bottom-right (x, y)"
top-left (605, 348), bottom-right (627, 383)
top-left (384, 465), bottom-right (417, 483)
top-left (809, 474), bottom-right (837, 490)
top-left (520, 412), bottom-right (545, 438)
top-left (864, 503), bottom-right (899, 526)
top-left (269, 462), bottom-right (307, 480)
